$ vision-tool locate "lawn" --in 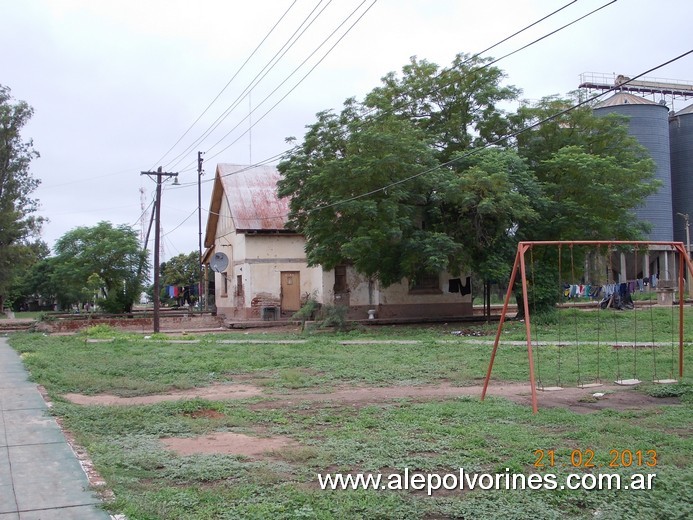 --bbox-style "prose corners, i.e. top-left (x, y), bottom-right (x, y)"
top-left (8, 309), bottom-right (693, 519)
